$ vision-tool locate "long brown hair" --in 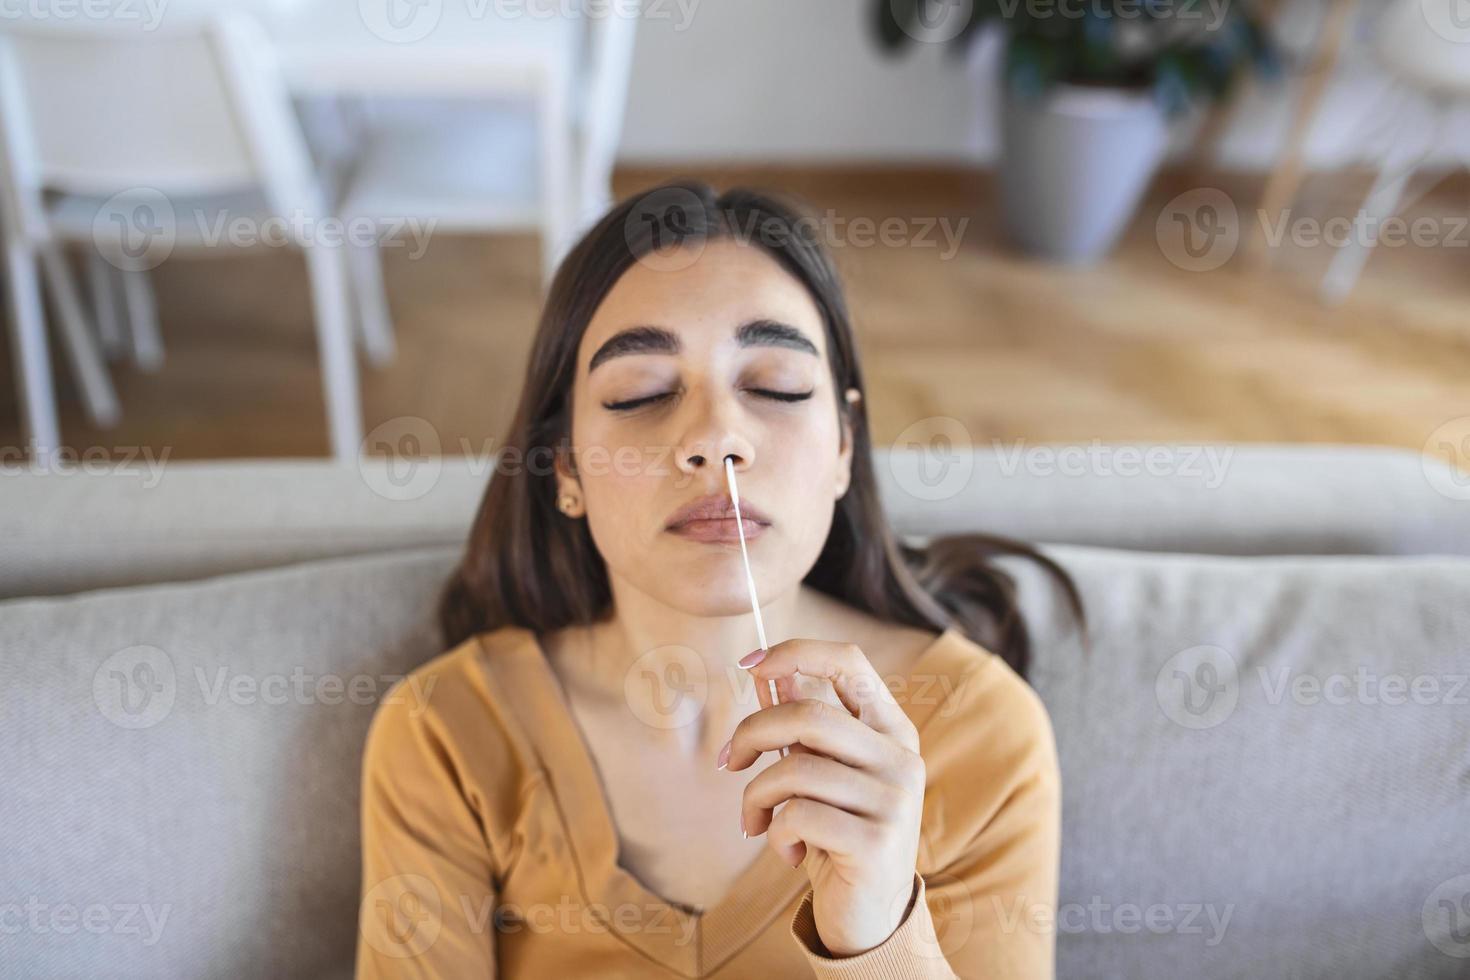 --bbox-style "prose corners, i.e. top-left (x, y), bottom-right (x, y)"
top-left (439, 180), bottom-right (1082, 679)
